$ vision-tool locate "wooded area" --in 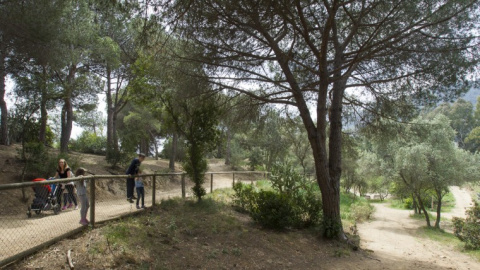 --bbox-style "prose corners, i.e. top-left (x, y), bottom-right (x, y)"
top-left (0, 0), bottom-right (479, 241)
